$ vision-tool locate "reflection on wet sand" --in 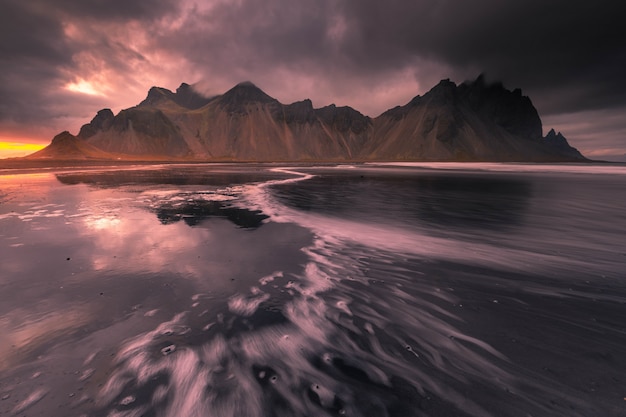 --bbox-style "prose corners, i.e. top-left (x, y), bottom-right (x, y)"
top-left (1, 167), bottom-right (316, 417)
top-left (54, 166), bottom-right (294, 188)
top-left (270, 171), bottom-right (532, 232)
top-left (0, 306), bottom-right (92, 372)
top-left (1, 164), bottom-right (625, 417)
